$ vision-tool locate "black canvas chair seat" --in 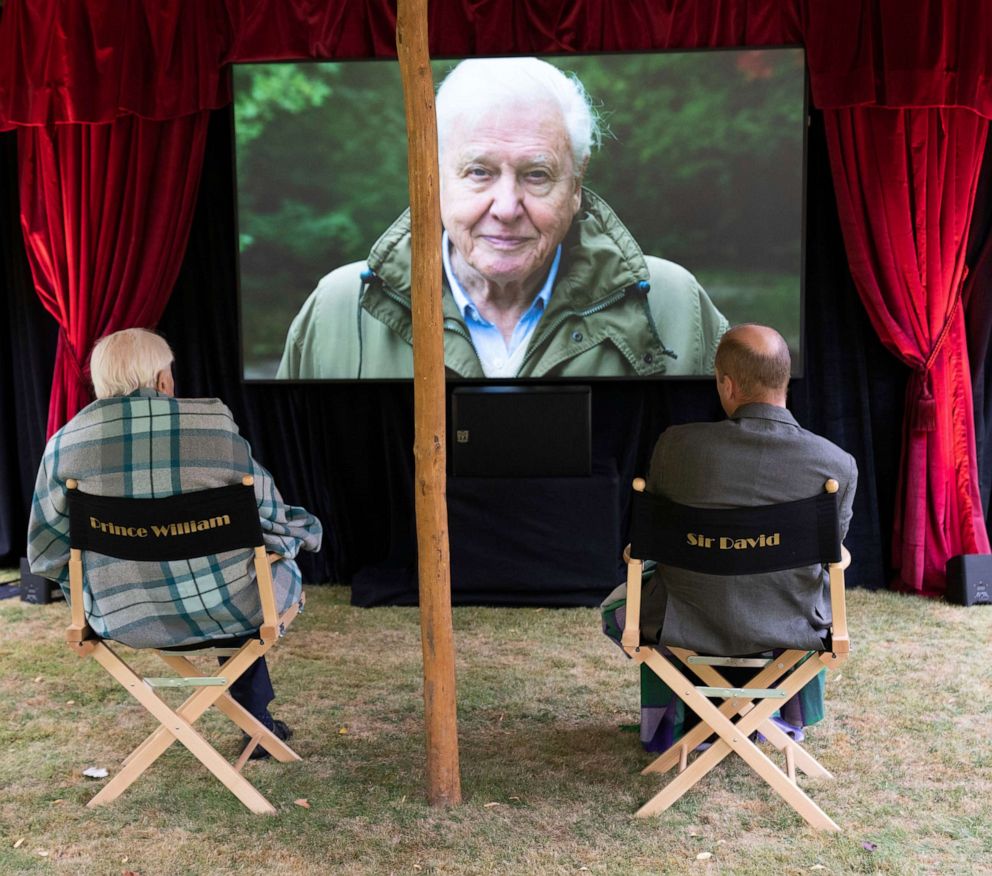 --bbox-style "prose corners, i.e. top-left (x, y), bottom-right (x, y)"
top-left (619, 477), bottom-right (851, 832)
top-left (63, 477), bottom-right (304, 815)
